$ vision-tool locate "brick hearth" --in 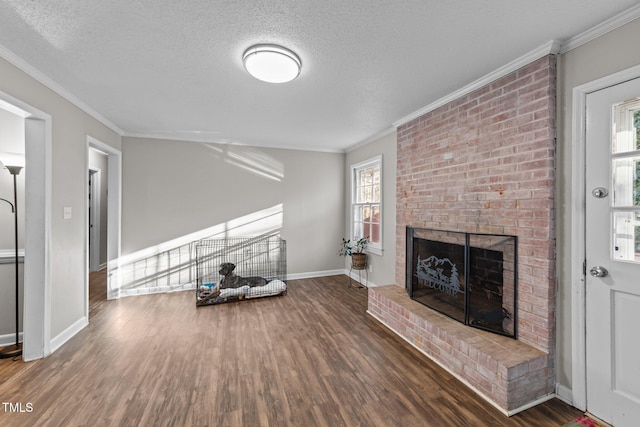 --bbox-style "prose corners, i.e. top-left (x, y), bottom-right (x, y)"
top-left (368, 285), bottom-right (553, 414)
top-left (373, 54), bottom-right (557, 414)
